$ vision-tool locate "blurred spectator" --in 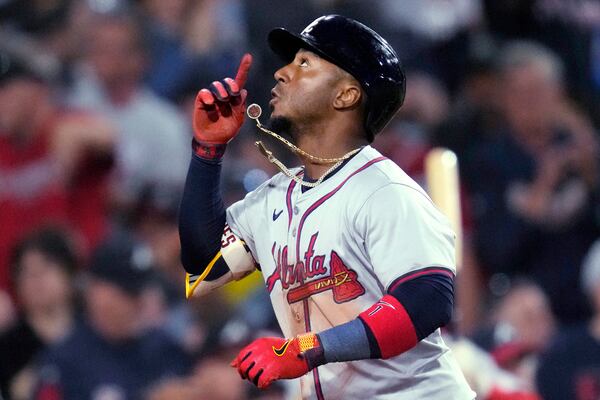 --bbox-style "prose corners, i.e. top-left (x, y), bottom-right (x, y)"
top-left (67, 10), bottom-right (189, 204)
top-left (450, 336), bottom-right (540, 400)
top-left (536, 239), bottom-right (600, 400)
top-left (373, 71), bottom-right (450, 183)
top-left (432, 38), bottom-right (502, 333)
top-left (0, 228), bottom-right (77, 400)
top-left (434, 39), bottom-right (502, 163)
top-left (472, 282), bottom-right (555, 388)
top-left (464, 41), bottom-right (600, 324)
top-left (0, 51), bottom-right (115, 290)
top-left (131, 184), bottom-right (183, 284)
top-left (129, 184), bottom-right (206, 354)
top-left (483, 0), bottom-right (600, 115)
top-left (35, 233), bottom-right (191, 400)
top-left (140, 0), bottom-right (246, 101)
top-left (0, 0), bottom-right (78, 87)
top-left (147, 353), bottom-right (248, 400)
